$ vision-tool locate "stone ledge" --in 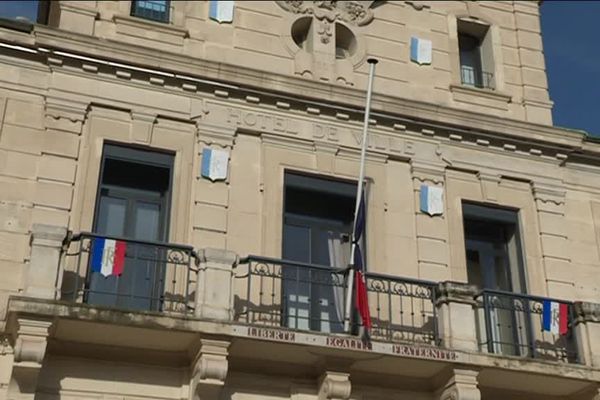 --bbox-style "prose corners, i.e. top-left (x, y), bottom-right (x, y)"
top-left (450, 84), bottom-right (512, 112)
top-left (113, 14), bottom-right (189, 46)
top-left (5, 296), bottom-right (600, 383)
